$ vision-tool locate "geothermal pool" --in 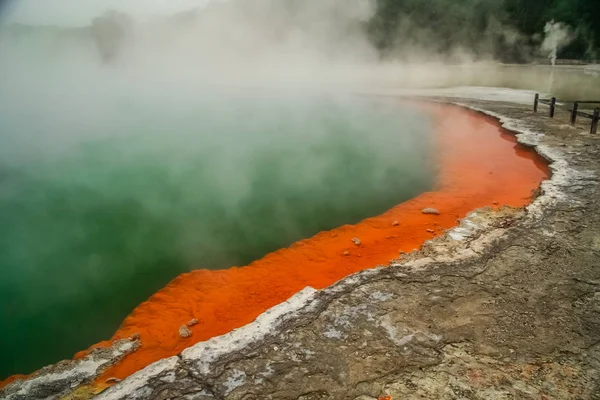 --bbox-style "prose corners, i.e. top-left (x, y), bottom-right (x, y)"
top-left (0, 91), bottom-right (435, 379)
top-left (79, 104), bottom-right (548, 386)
